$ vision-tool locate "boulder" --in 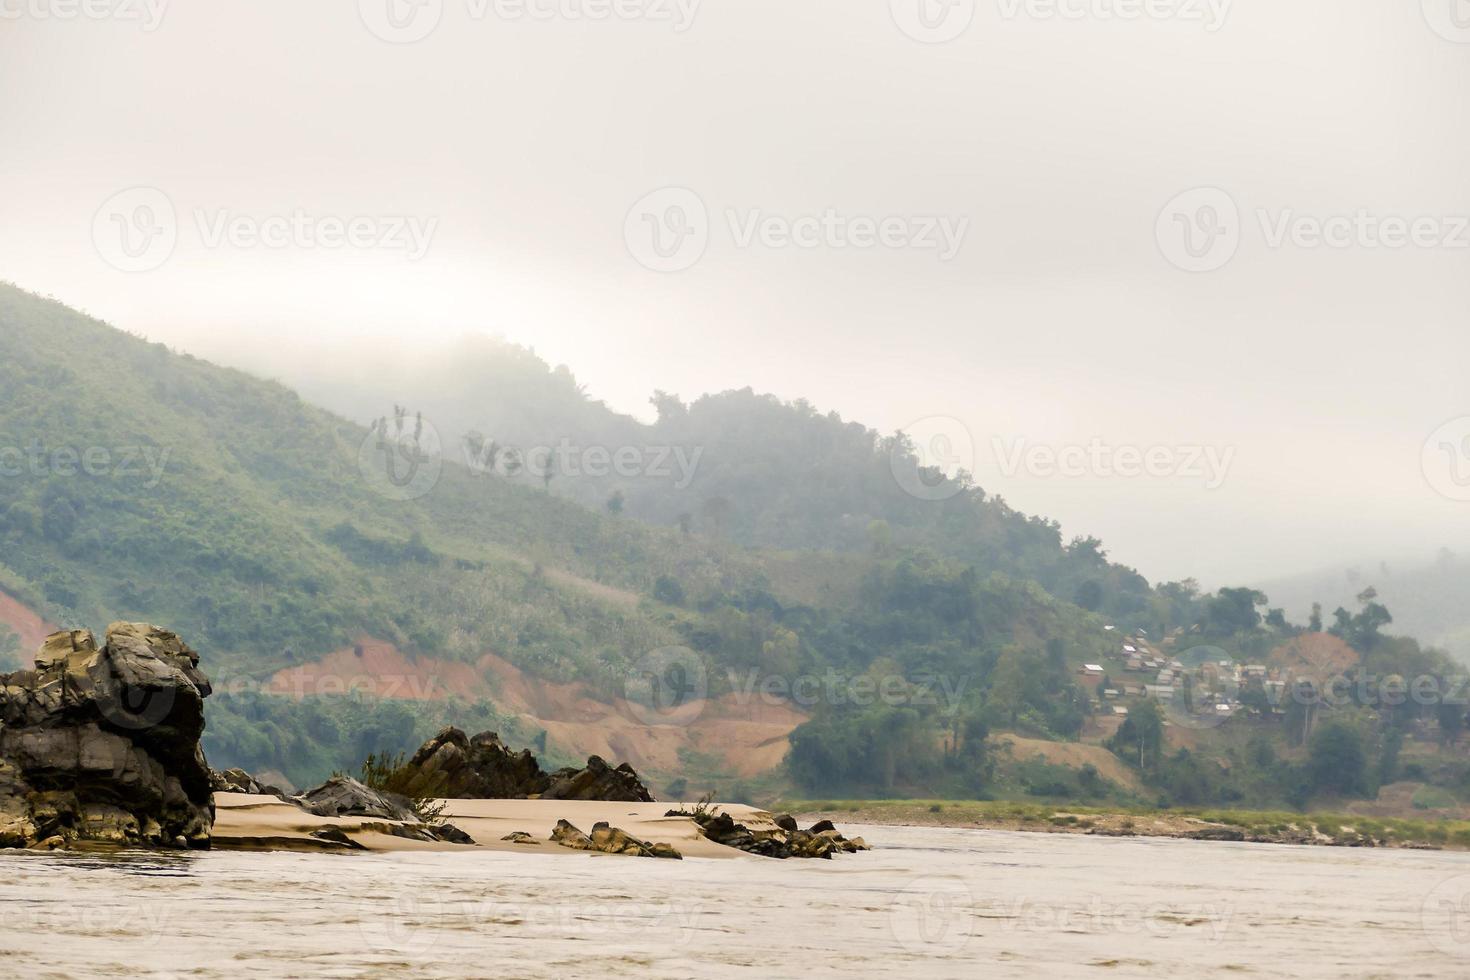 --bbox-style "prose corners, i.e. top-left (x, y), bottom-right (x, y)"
top-left (549, 818), bottom-right (596, 851)
top-left (668, 807), bottom-right (867, 860)
top-left (548, 818), bottom-right (681, 859)
top-left (397, 727), bottom-right (550, 799)
top-left (0, 624), bottom-right (216, 849)
top-left (541, 755), bottom-right (654, 803)
top-left (392, 727), bottom-right (655, 803)
top-left (210, 767), bottom-right (290, 799)
top-left (298, 775), bottom-right (419, 822)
